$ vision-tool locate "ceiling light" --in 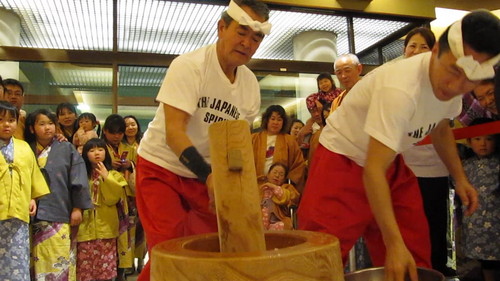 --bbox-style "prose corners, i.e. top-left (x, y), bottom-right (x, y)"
top-left (77, 103), bottom-right (90, 111)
